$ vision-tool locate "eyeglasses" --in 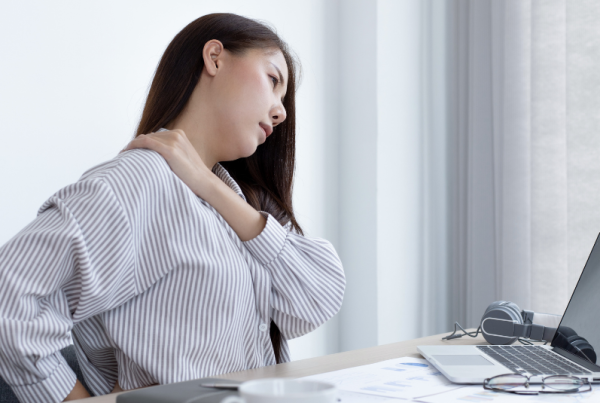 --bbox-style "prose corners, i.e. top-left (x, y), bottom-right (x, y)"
top-left (483, 373), bottom-right (592, 395)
